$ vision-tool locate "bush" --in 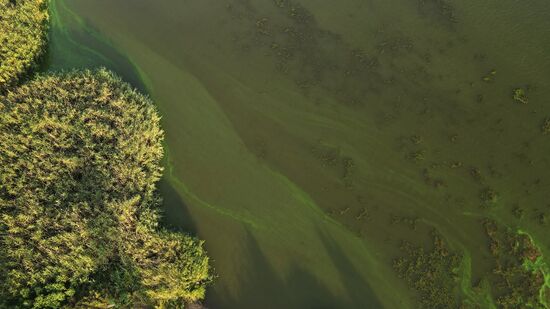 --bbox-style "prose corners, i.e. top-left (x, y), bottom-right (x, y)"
top-left (0, 0), bottom-right (49, 91)
top-left (0, 69), bottom-right (211, 308)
